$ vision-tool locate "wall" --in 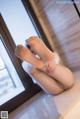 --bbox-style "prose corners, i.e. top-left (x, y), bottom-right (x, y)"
top-left (30, 0), bottom-right (80, 71)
